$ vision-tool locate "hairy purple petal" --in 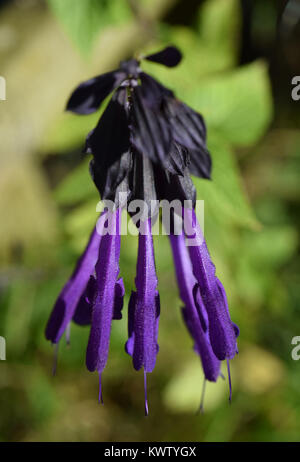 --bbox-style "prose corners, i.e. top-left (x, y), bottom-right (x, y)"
top-left (66, 70), bottom-right (125, 114)
top-left (125, 291), bottom-right (136, 358)
top-left (86, 209), bottom-right (121, 373)
top-left (169, 232), bottom-right (220, 382)
top-left (45, 212), bottom-right (108, 343)
top-left (125, 219), bottom-right (160, 373)
top-left (184, 208), bottom-right (238, 361)
top-left (216, 277), bottom-right (240, 343)
top-left (73, 276), bottom-right (96, 326)
top-left (73, 276), bottom-right (124, 325)
top-left (113, 278), bottom-right (125, 320)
